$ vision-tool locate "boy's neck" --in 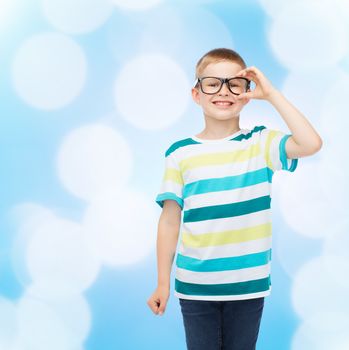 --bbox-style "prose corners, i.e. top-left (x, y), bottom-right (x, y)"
top-left (196, 116), bottom-right (241, 140)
